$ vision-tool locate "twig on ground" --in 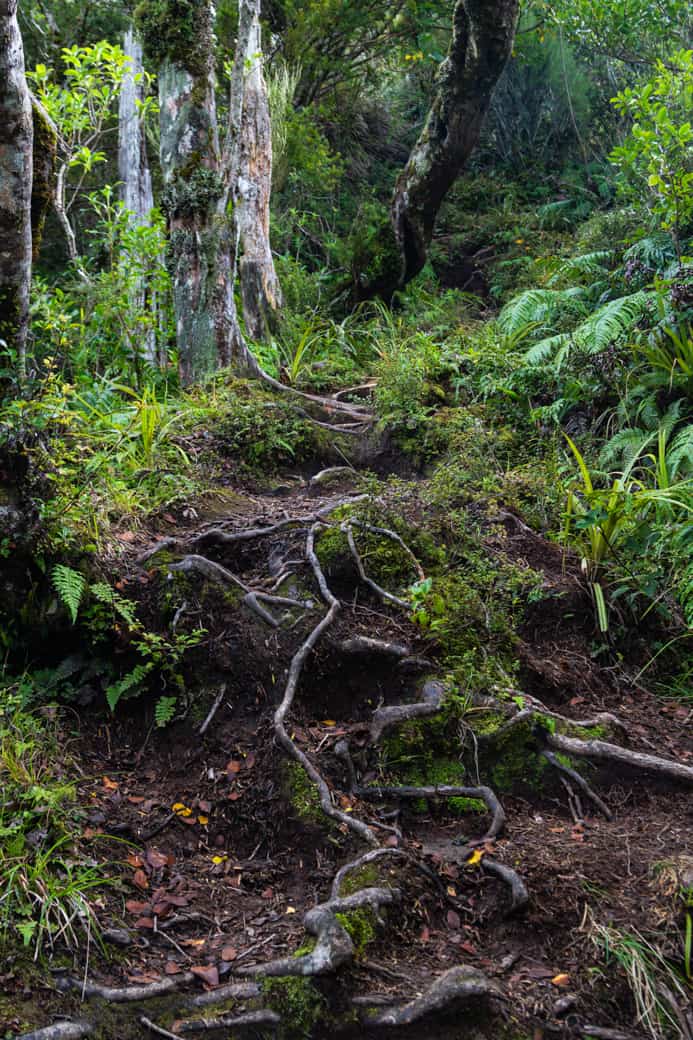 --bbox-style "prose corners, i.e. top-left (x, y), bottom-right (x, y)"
top-left (198, 684), bottom-right (227, 736)
top-left (140, 1018), bottom-right (184, 1040)
top-left (343, 523), bottom-right (410, 610)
